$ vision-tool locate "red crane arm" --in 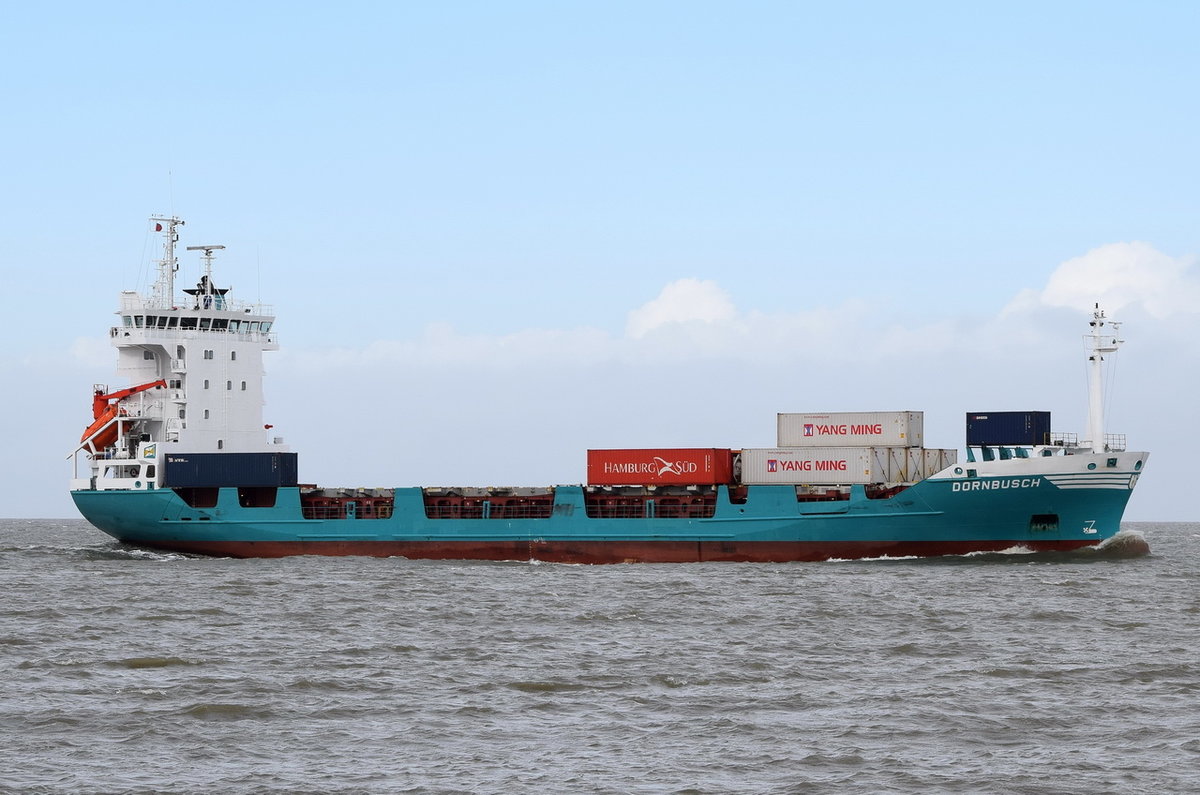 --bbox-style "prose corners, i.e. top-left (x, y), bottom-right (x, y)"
top-left (92, 379), bottom-right (168, 419)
